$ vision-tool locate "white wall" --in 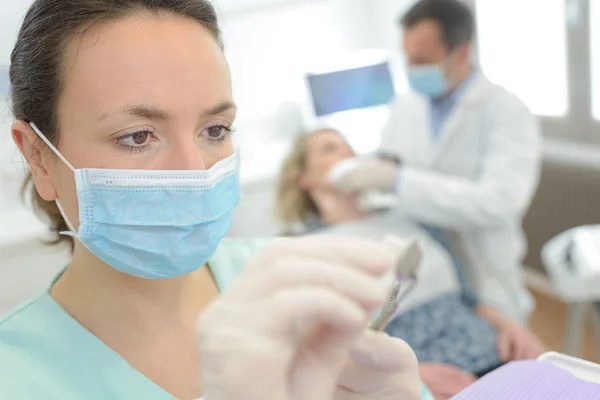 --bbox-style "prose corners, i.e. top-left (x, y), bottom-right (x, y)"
top-left (370, 0), bottom-right (417, 53)
top-left (0, 0), bottom-right (31, 200)
top-left (222, 0), bottom-right (373, 125)
top-left (0, 1), bottom-right (31, 66)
